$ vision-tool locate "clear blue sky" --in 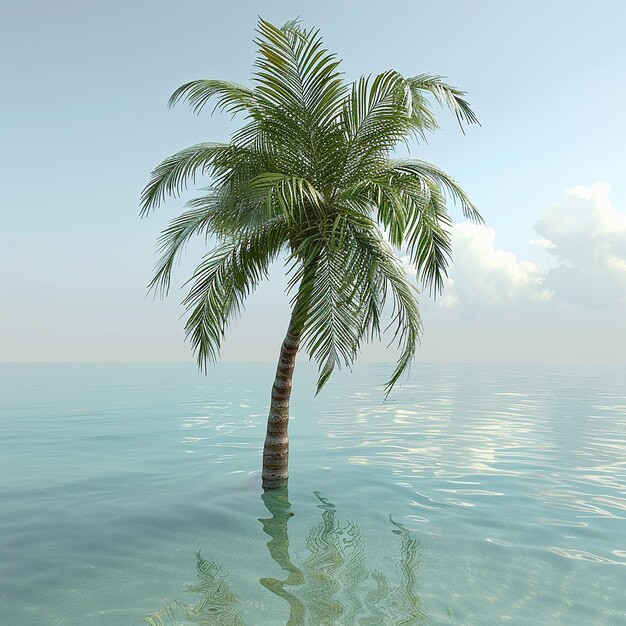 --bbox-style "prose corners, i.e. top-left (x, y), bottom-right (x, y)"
top-left (1, 0), bottom-right (625, 363)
